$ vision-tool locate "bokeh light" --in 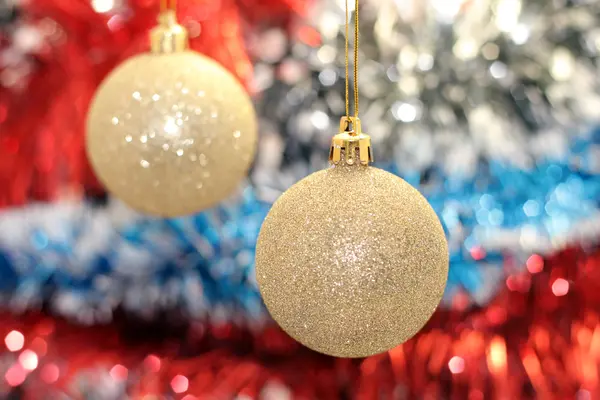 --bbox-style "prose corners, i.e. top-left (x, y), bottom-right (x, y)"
top-left (109, 364), bottom-right (128, 381)
top-left (171, 375), bottom-right (189, 393)
top-left (552, 279), bottom-right (569, 297)
top-left (5, 364), bottom-right (26, 387)
top-left (5, 331), bottom-right (24, 352)
top-left (40, 364), bottom-right (60, 384)
top-left (19, 350), bottom-right (38, 371)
